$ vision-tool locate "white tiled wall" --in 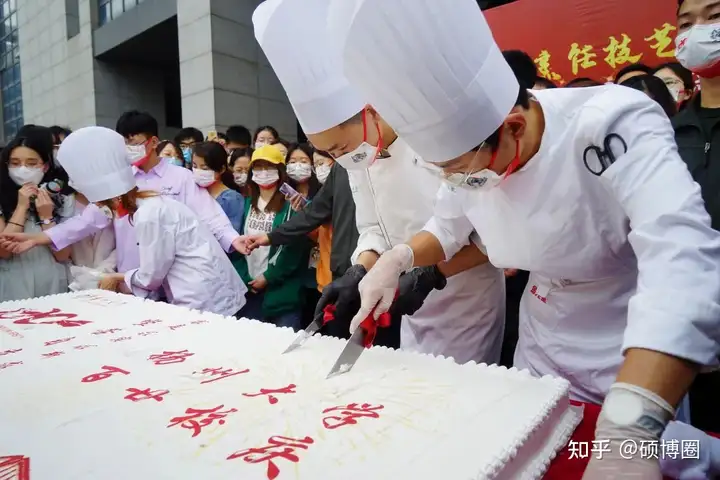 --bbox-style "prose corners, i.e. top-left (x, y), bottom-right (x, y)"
top-left (18, 0), bottom-right (97, 129)
top-left (16, 0), bottom-right (296, 139)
